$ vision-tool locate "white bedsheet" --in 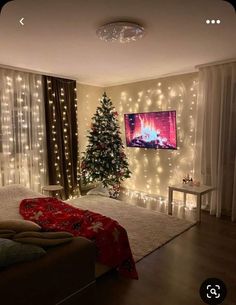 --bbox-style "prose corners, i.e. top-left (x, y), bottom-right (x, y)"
top-left (0, 184), bottom-right (45, 221)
